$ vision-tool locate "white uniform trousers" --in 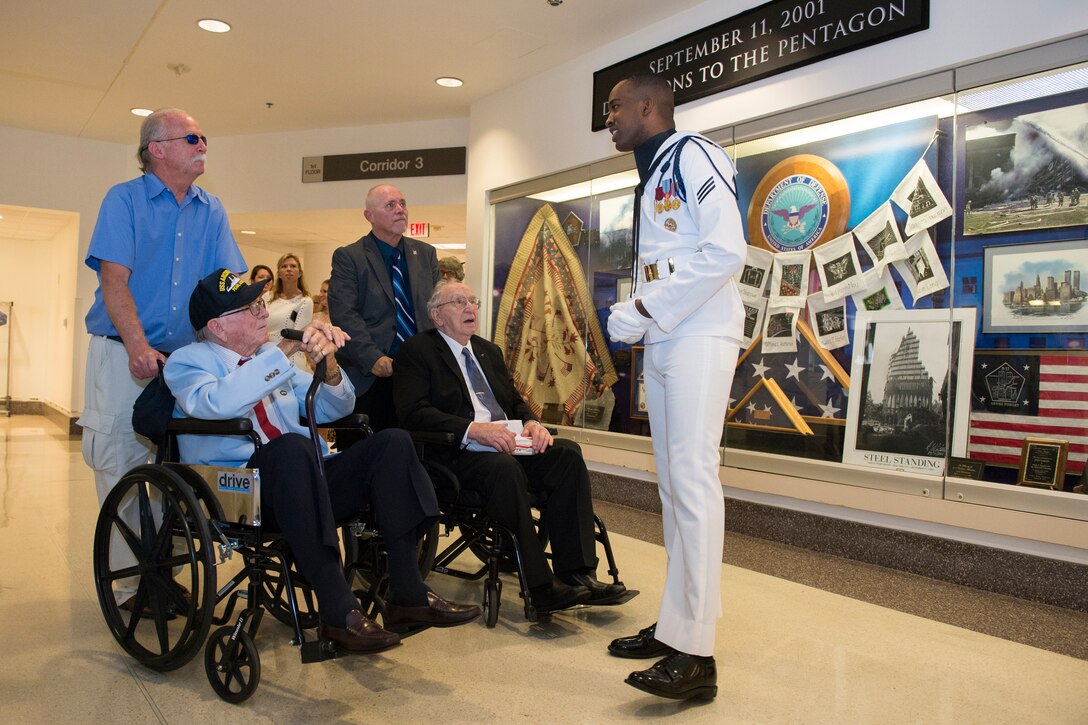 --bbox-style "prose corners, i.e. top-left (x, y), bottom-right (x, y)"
top-left (78, 336), bottom-right (156, 602)
top-left (644, 335), bottom-right (739, 656)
